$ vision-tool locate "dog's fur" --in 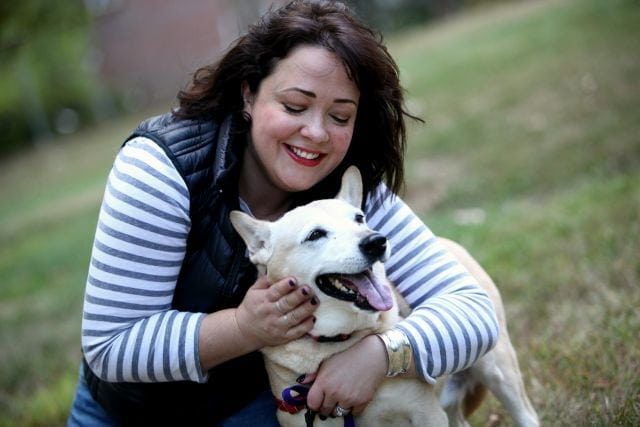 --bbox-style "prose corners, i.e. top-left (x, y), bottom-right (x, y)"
top-left (230, 167), bottom-right (538, 427)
